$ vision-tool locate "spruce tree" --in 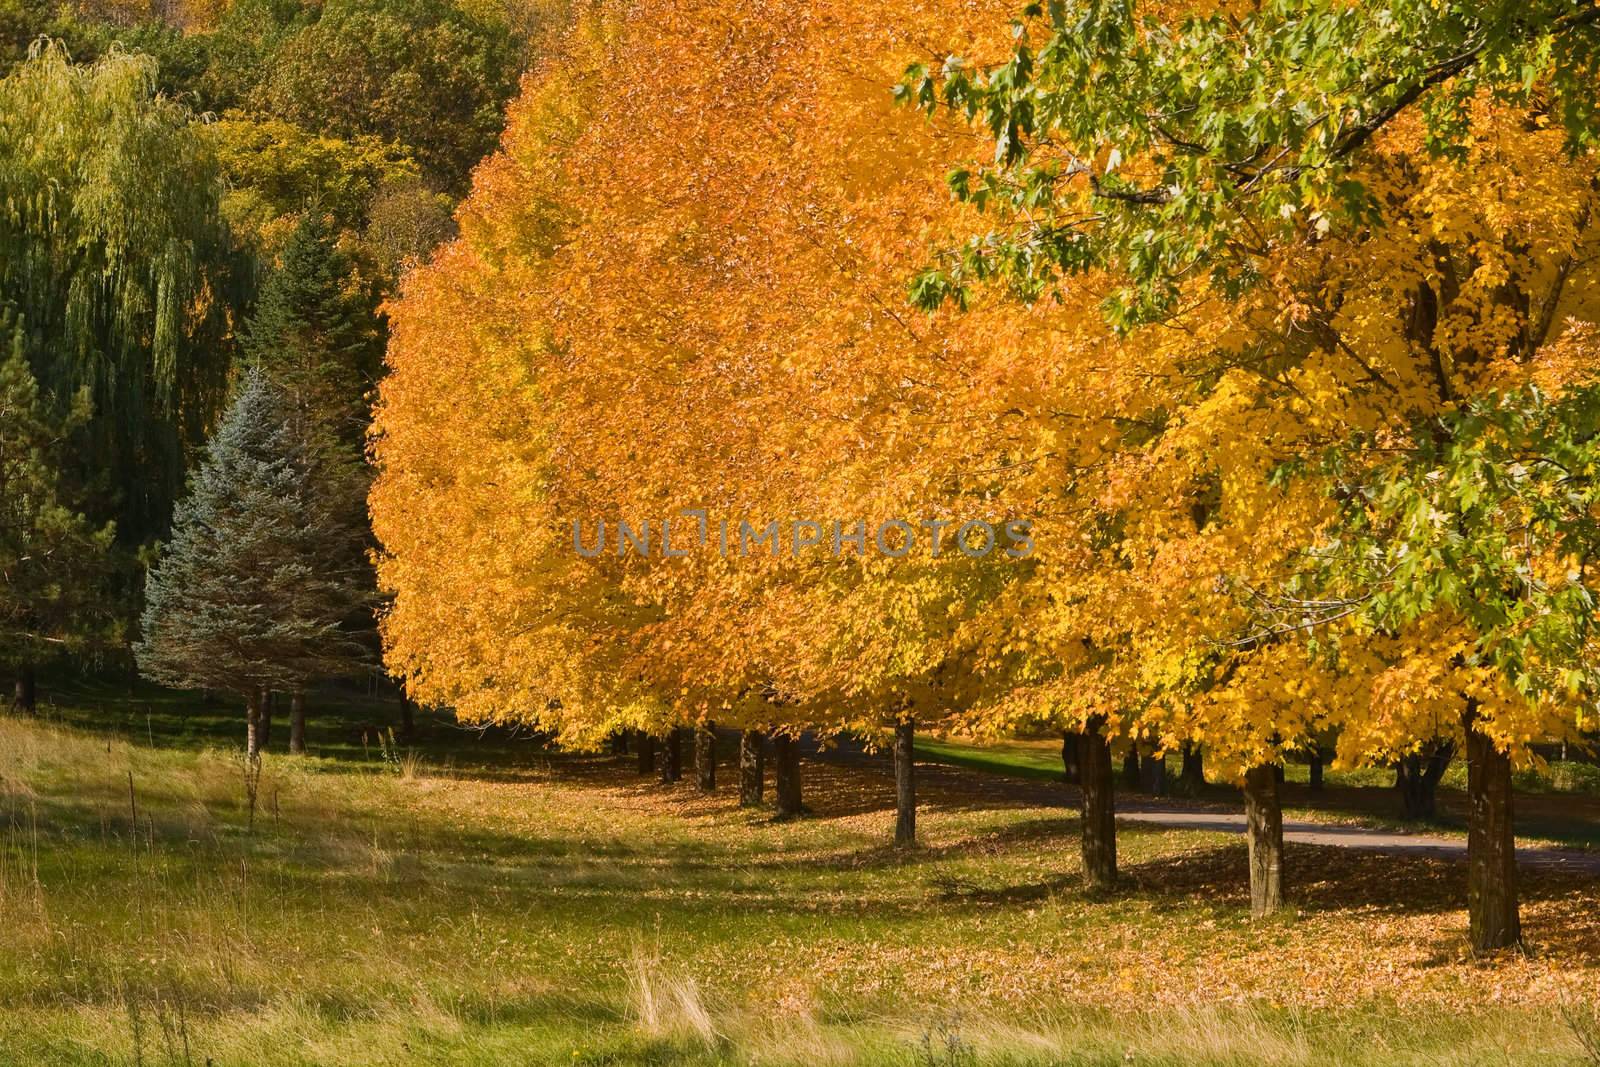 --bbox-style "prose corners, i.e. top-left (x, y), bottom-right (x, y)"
top-left (0, 311), bottom-right (118, 711)
top-left (239, 212), bottom-right (382, 752)
top-left (243, 211), bottom-right (382, 435)
top-left (136, 370), bottom-right (370, 758)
